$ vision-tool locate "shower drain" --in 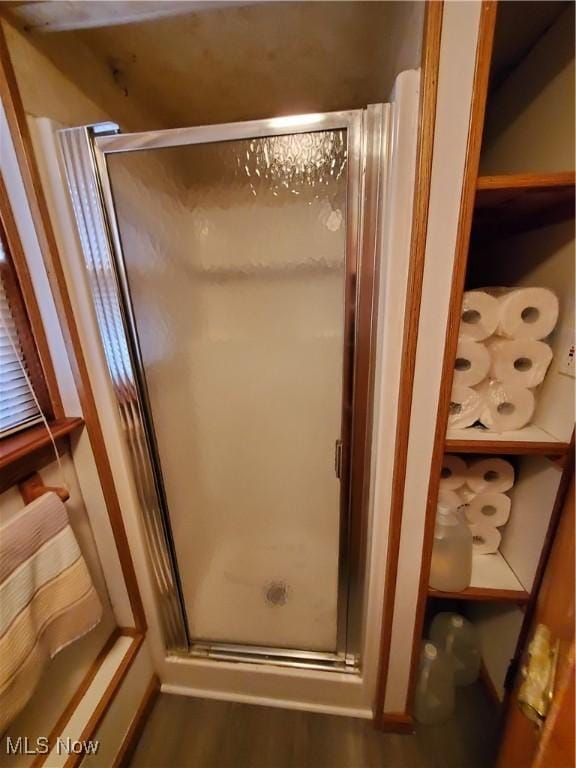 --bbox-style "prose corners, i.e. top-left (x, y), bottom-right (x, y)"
top-left (264, 581), bottom-right (289, 607)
